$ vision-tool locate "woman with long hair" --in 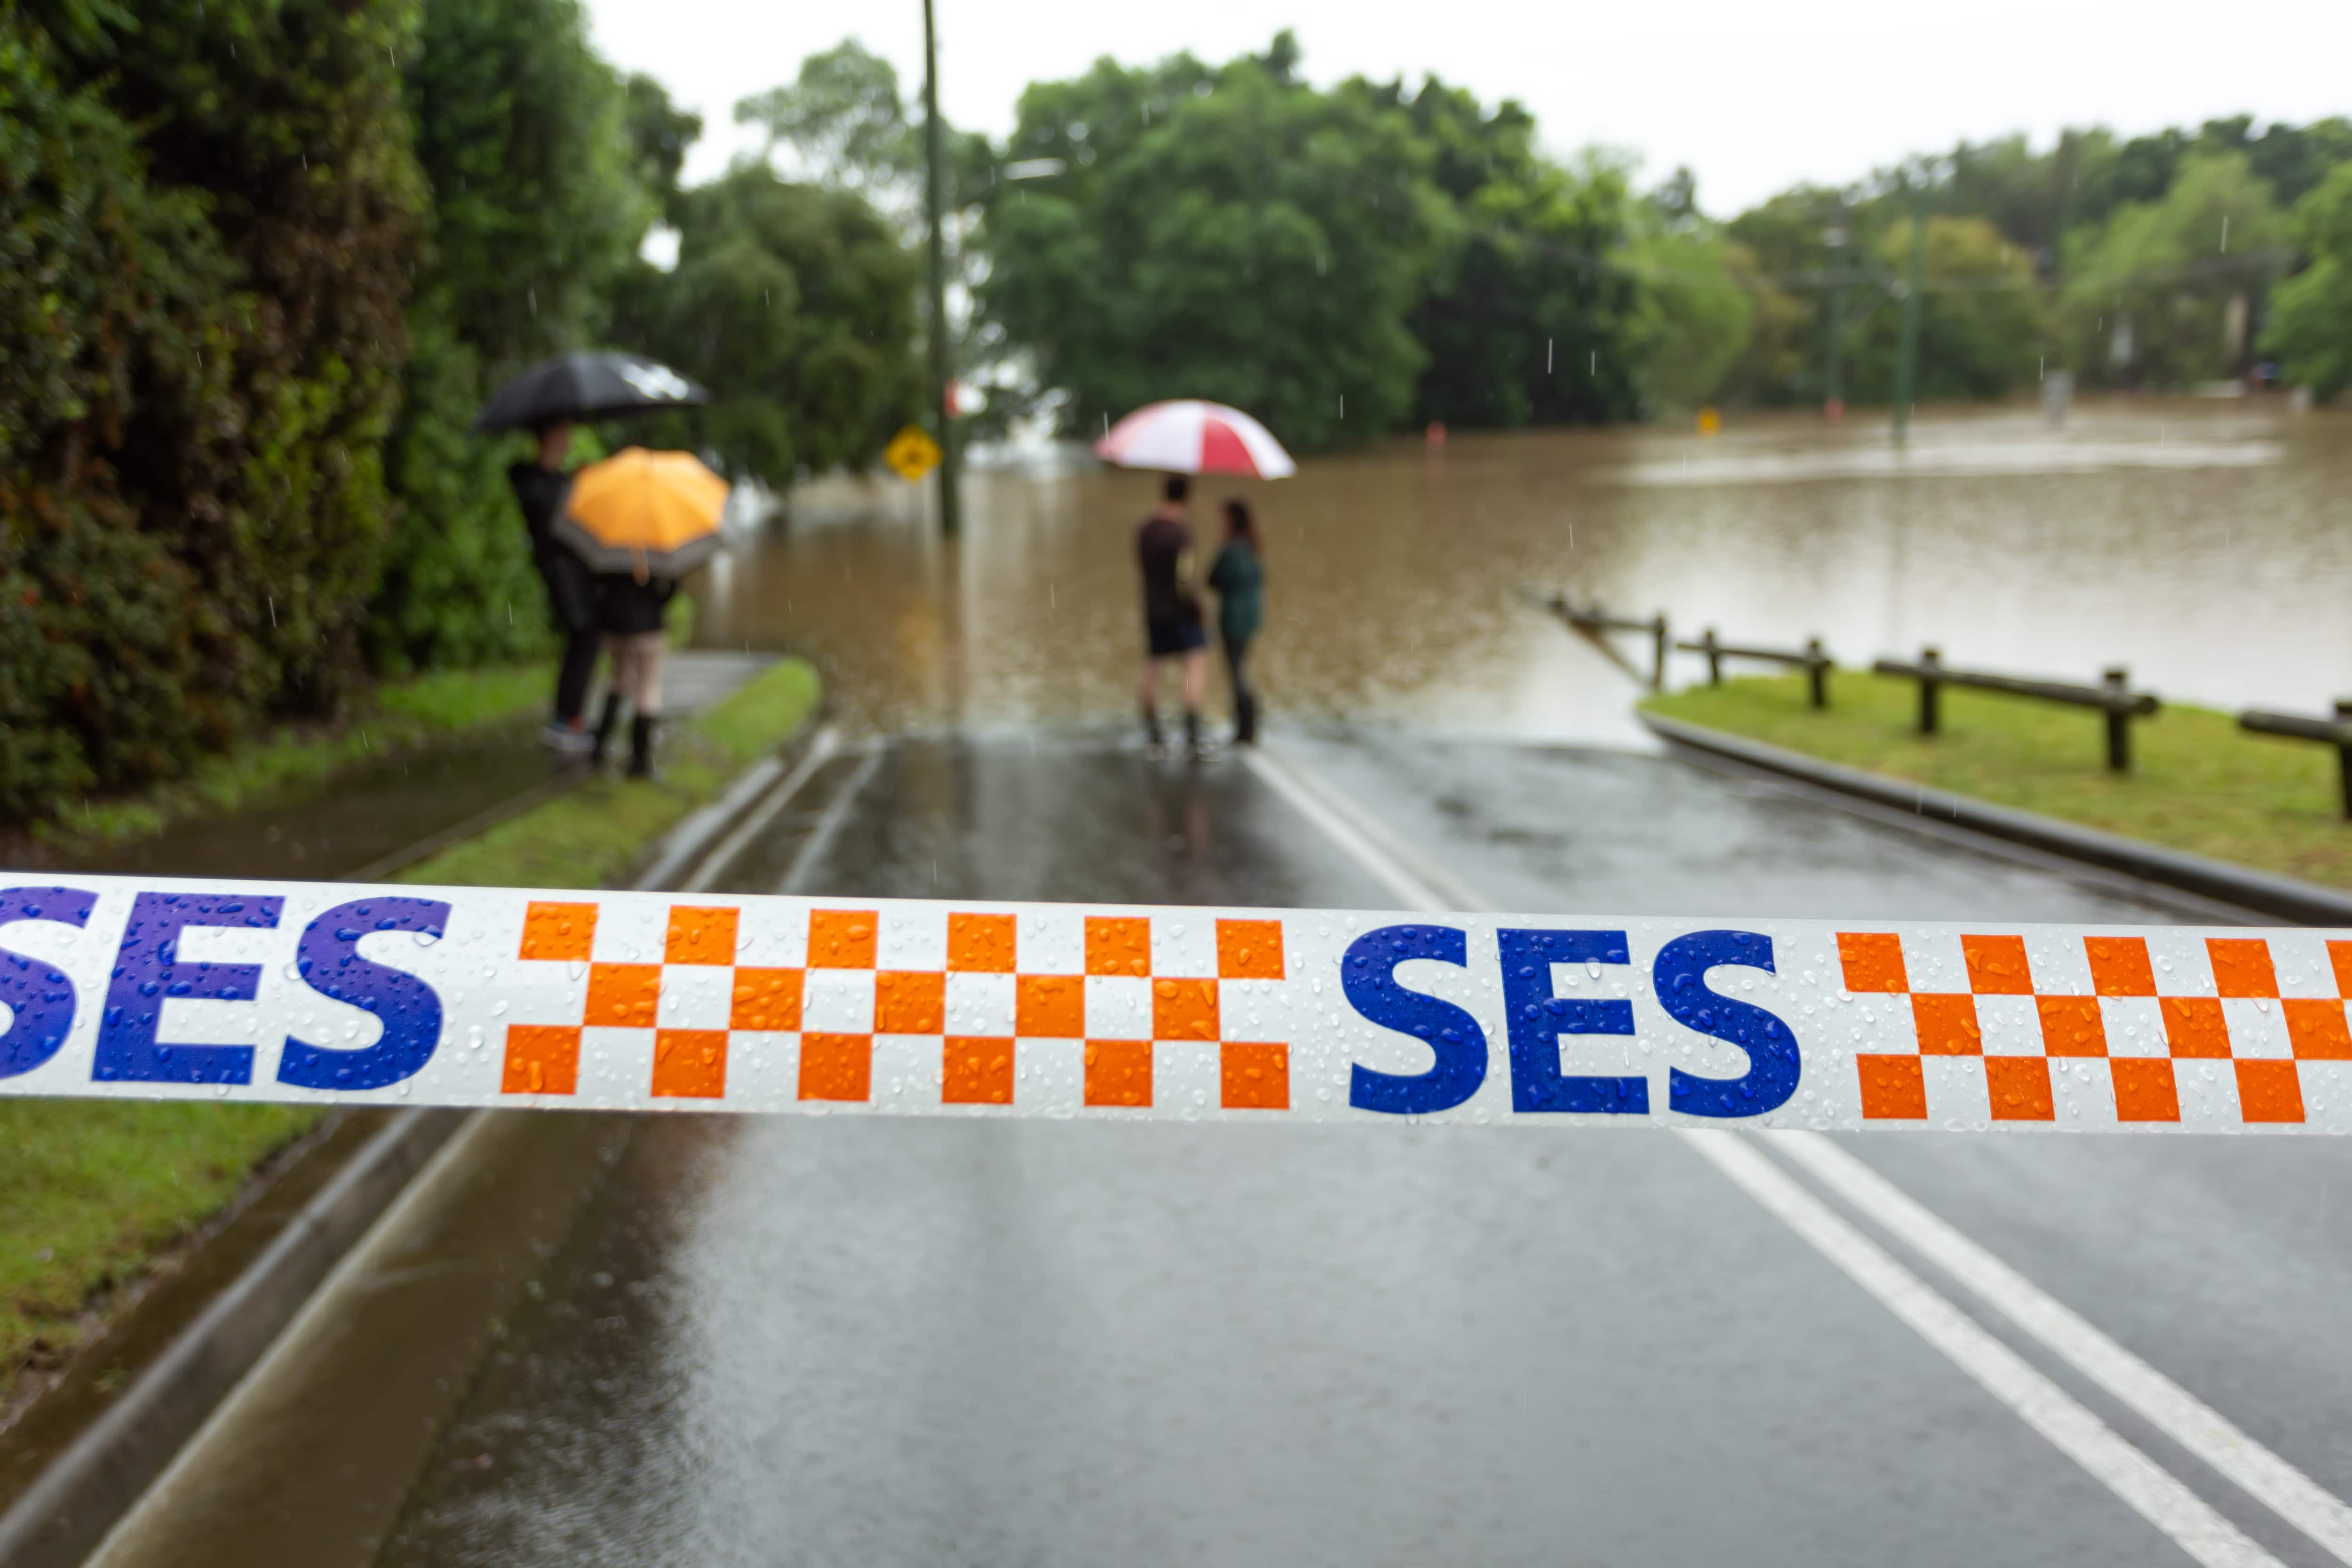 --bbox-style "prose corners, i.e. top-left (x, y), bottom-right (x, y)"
top-left (1206, 497), bottom-right (1267, 745)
